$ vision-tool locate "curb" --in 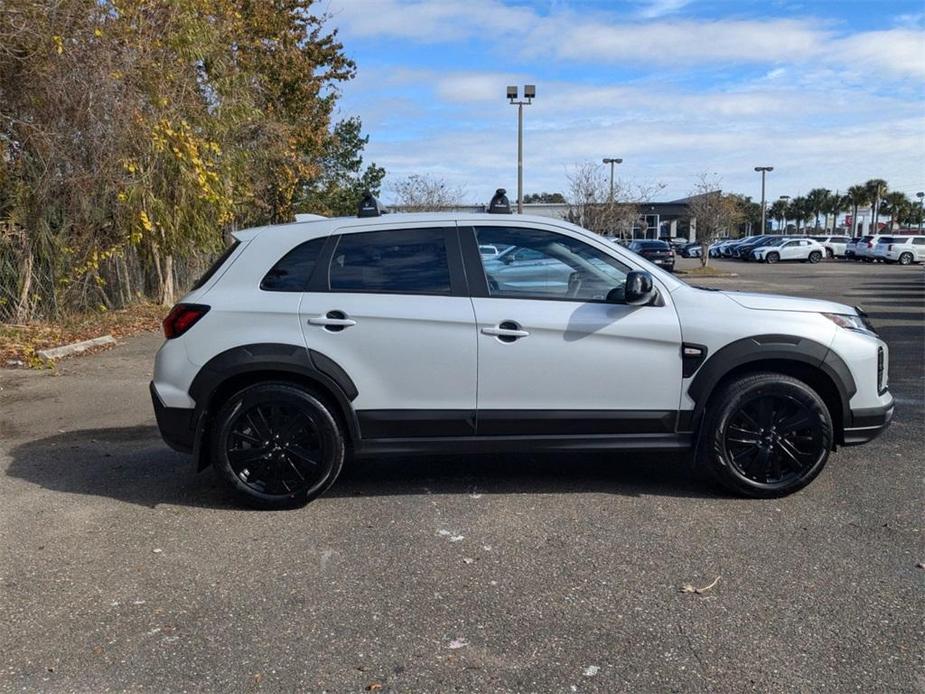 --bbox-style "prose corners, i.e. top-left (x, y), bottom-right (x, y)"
top-left (36, 335), bottom-right (116, 361)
